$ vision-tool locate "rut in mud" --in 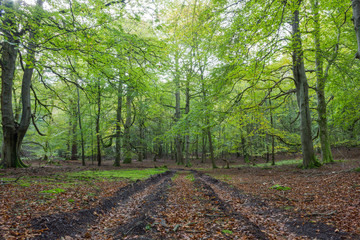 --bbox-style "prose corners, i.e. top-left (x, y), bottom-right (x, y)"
top-left (195, 171), bottom-right (356, 240)
top-left (31, 171), bottom-right (174, 239)
top-left (30, 170), bottom-right (358, 239)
